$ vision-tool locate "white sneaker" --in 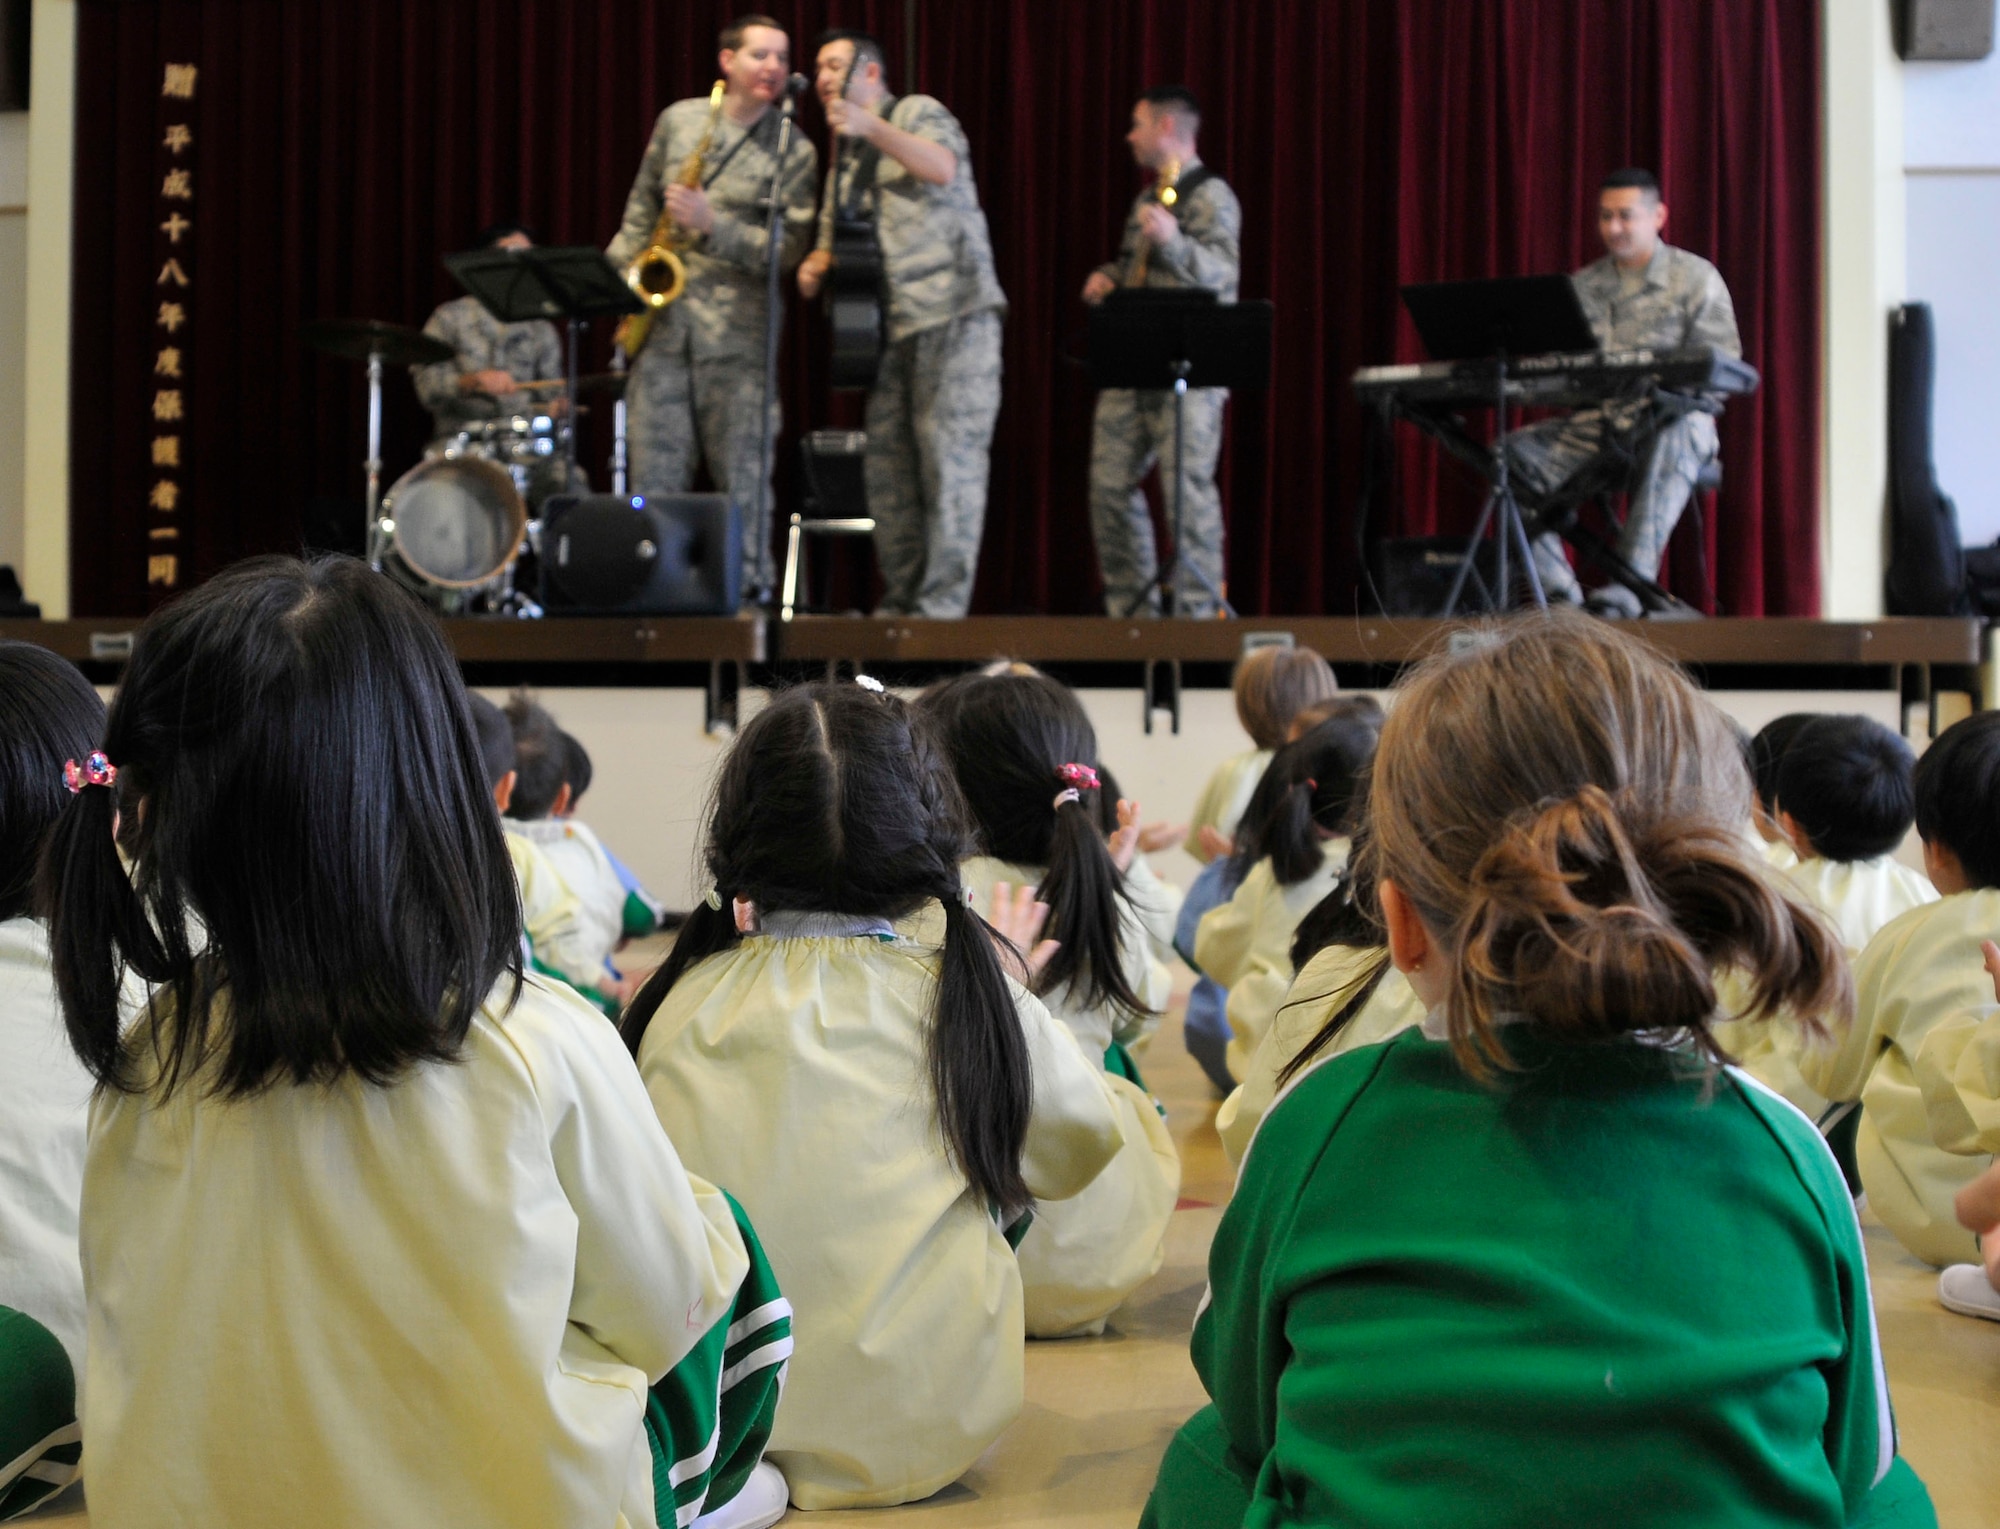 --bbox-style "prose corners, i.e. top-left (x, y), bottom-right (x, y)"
top-left (1937, 1263), bottom-right (2000, 1321)
top-left (693, 1461), bottom-right (789, 1529)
